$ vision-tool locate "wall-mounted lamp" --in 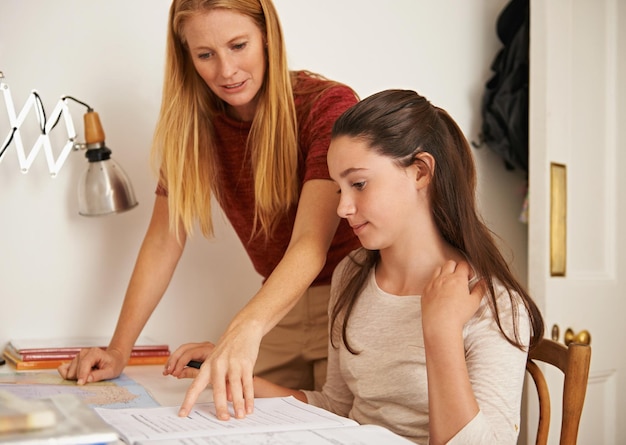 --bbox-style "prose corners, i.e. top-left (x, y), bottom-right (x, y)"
top-left (0, 70), bottom-right (138, 216)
